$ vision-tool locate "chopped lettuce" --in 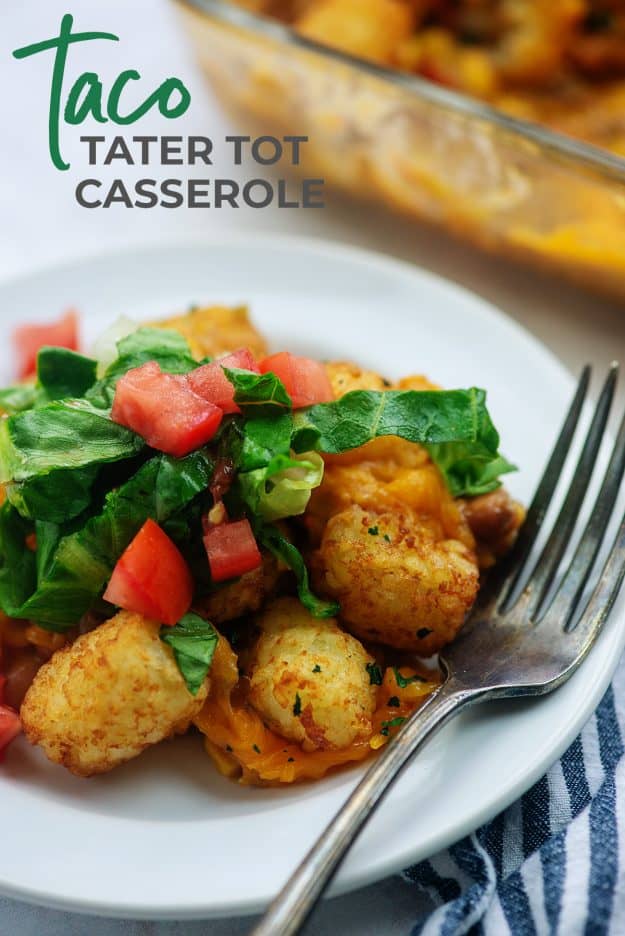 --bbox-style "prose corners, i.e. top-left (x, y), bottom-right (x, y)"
top-left (221, 413), bottom-right (293, 473)
top-left (0, 401), bottom-right (143, 481)
top-left (0, 349), bottom-right (98, 417)
top-left (238, 451), bottom-right (324, 522)
top-left (160, 613), bottom-right (219, 695)
top-left (0, 401), bottom-right (145, 522)
top-left (425, 387), bottom-right (516, 495)
top-left (86, 327), bottom-right (198, 408)
top-left (291, 387), bottom-right (514, 497)
top-left (0, 451), bottom-right (214, 629)
top-left (0, 384), bottom-right (40, 414)
top-left (291, 387), bottom-right (495, 452)
top-left (0, 504), bottom-right (37, 616)
top-left (257, 524), bottom-right (339, 618)
top-left (223, 366), bottom-right (292, 416)
top-left (36, 347), bottom-right (98, 401)
top-left (224, 368), bottom-right (514, 499)
top-left (5, 465), bottom-right (100, 525)
top-left (0, 314), bottom-right (517, 639)
top-left (116, 327), bottom-right (195, 365)
top-left (427, 445), bottom-right (516, 497)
